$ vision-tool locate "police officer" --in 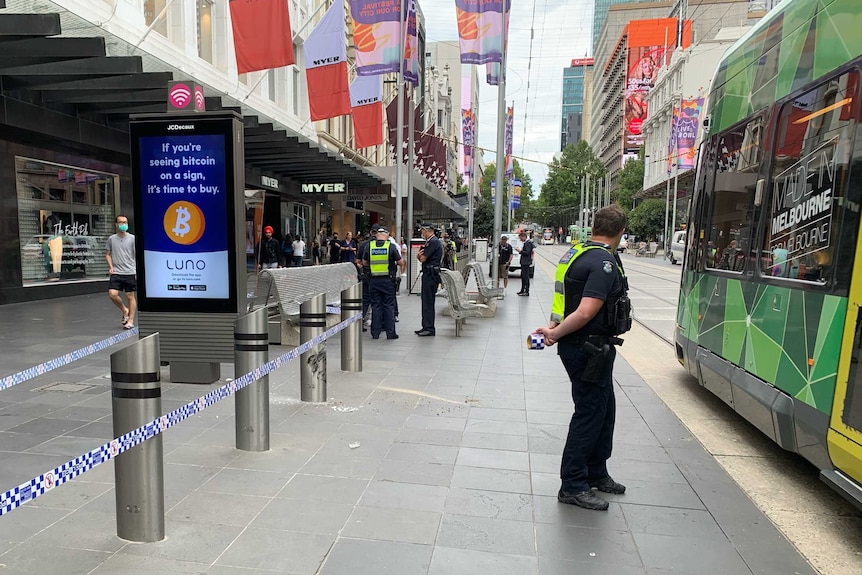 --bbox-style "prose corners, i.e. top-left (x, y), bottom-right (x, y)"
top-left (533, 205), bottom-right (632, 511)
top-left (415, 223), bottom-right (442, 337)
top-left (357, 227), bottom-right (376, 331)
top-left (515, 231), bottom-right (534, 296)
top-left (359, 226), bottom-right (405, 340)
